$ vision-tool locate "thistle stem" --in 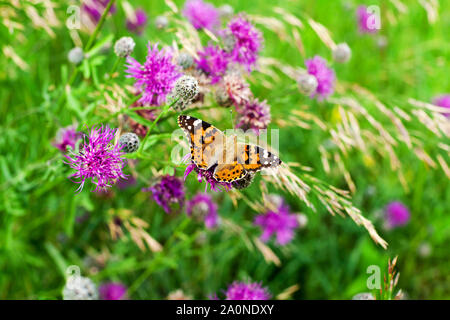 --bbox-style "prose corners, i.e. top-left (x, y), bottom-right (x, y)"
top-left (57, 0), bottom-right (116, 107)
